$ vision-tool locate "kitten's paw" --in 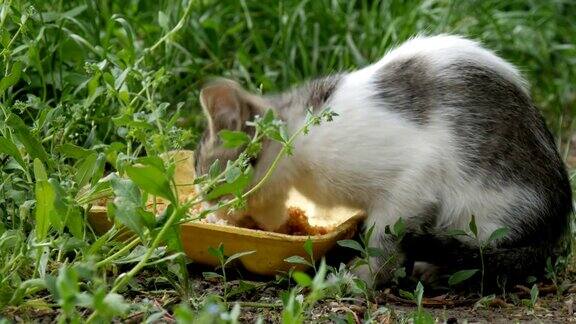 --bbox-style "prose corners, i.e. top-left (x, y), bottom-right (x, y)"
top-left (411, 261), bottom-right (441, 284)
